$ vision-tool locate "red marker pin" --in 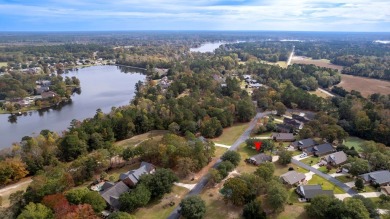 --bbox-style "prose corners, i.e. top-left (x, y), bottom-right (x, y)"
top-left (254, 142), bottom-right (262, 151)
